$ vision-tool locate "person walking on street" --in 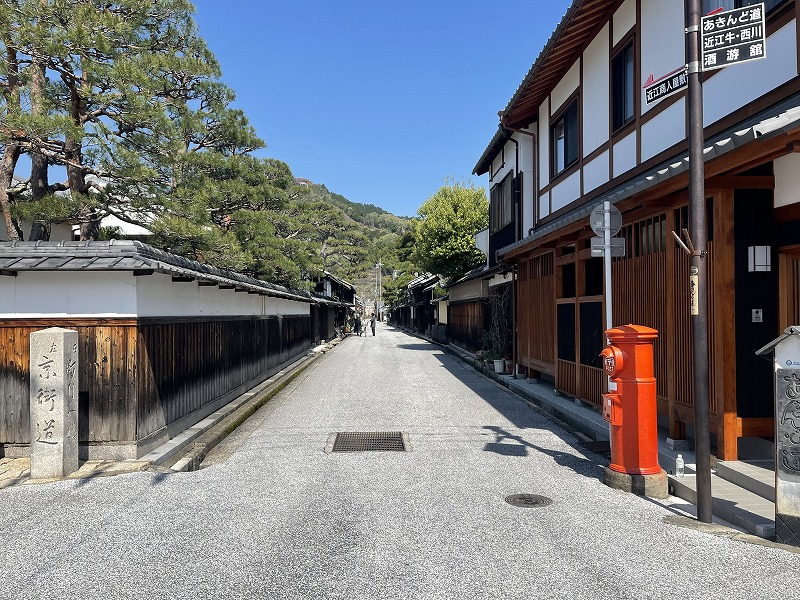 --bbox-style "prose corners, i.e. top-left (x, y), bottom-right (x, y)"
top-left (354, 314), bottom-right (362, 337)
top-left (370, 314), bottom-right (376, 336)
